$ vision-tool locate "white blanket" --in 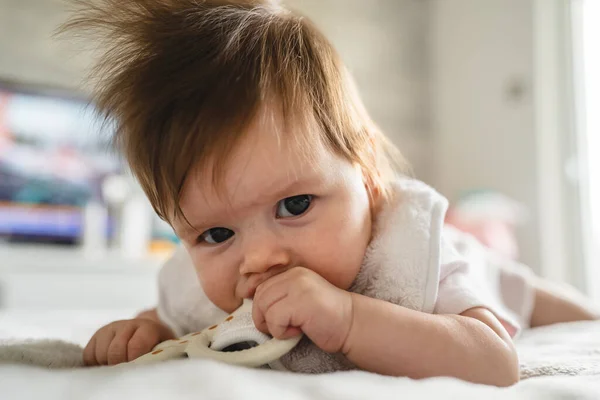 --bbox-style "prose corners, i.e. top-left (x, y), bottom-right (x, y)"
top-left (3, 360), bottom-right (600, 400)
top-left (2, 310), bottom-right (600, 399)
top-left (517, 320), bottom-right (600, 379)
